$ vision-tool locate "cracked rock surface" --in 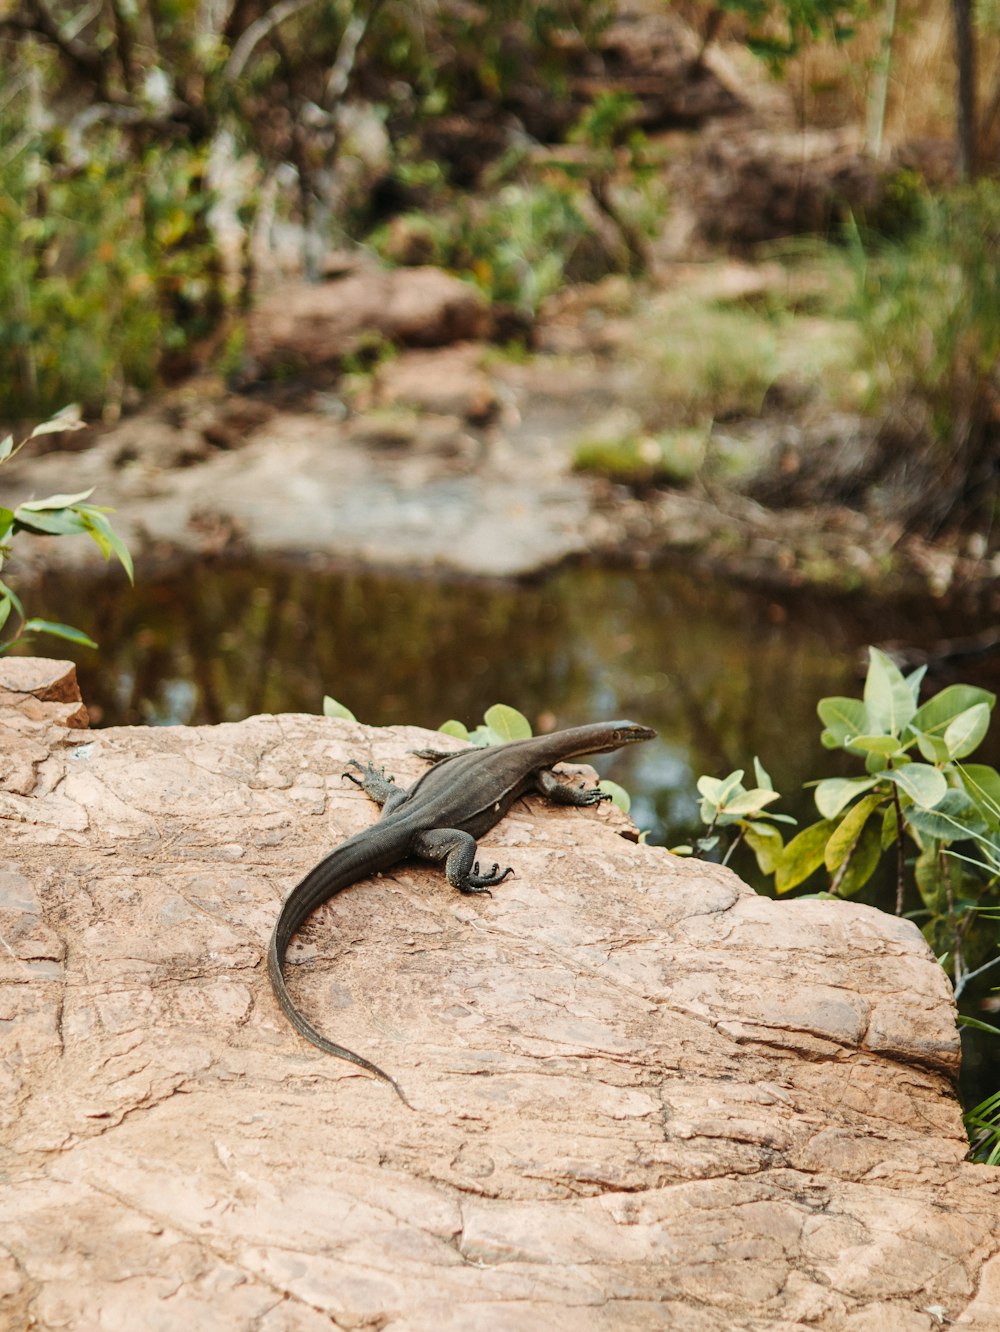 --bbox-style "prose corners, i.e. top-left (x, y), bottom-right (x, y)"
top-left (2, 658), bottom-right (999, 1330)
